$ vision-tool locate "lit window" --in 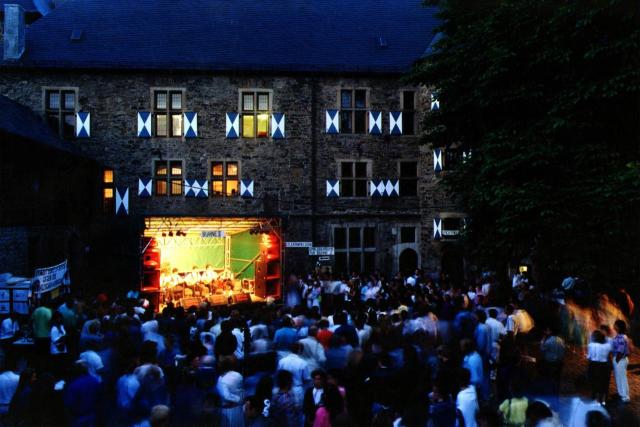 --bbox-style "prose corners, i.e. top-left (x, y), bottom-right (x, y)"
top-left (102, 168), bottom-right (115, 213)
top-left (153, 90), bottom-right (183, 137)
top-left (240, 91), bottom-right (270, 138)
top-left (211, 161), bottom-right (239, 197)
top-left (153, 160), bottom-right (183, 196)
top-left (242, 115), bottom-right (255, 138)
